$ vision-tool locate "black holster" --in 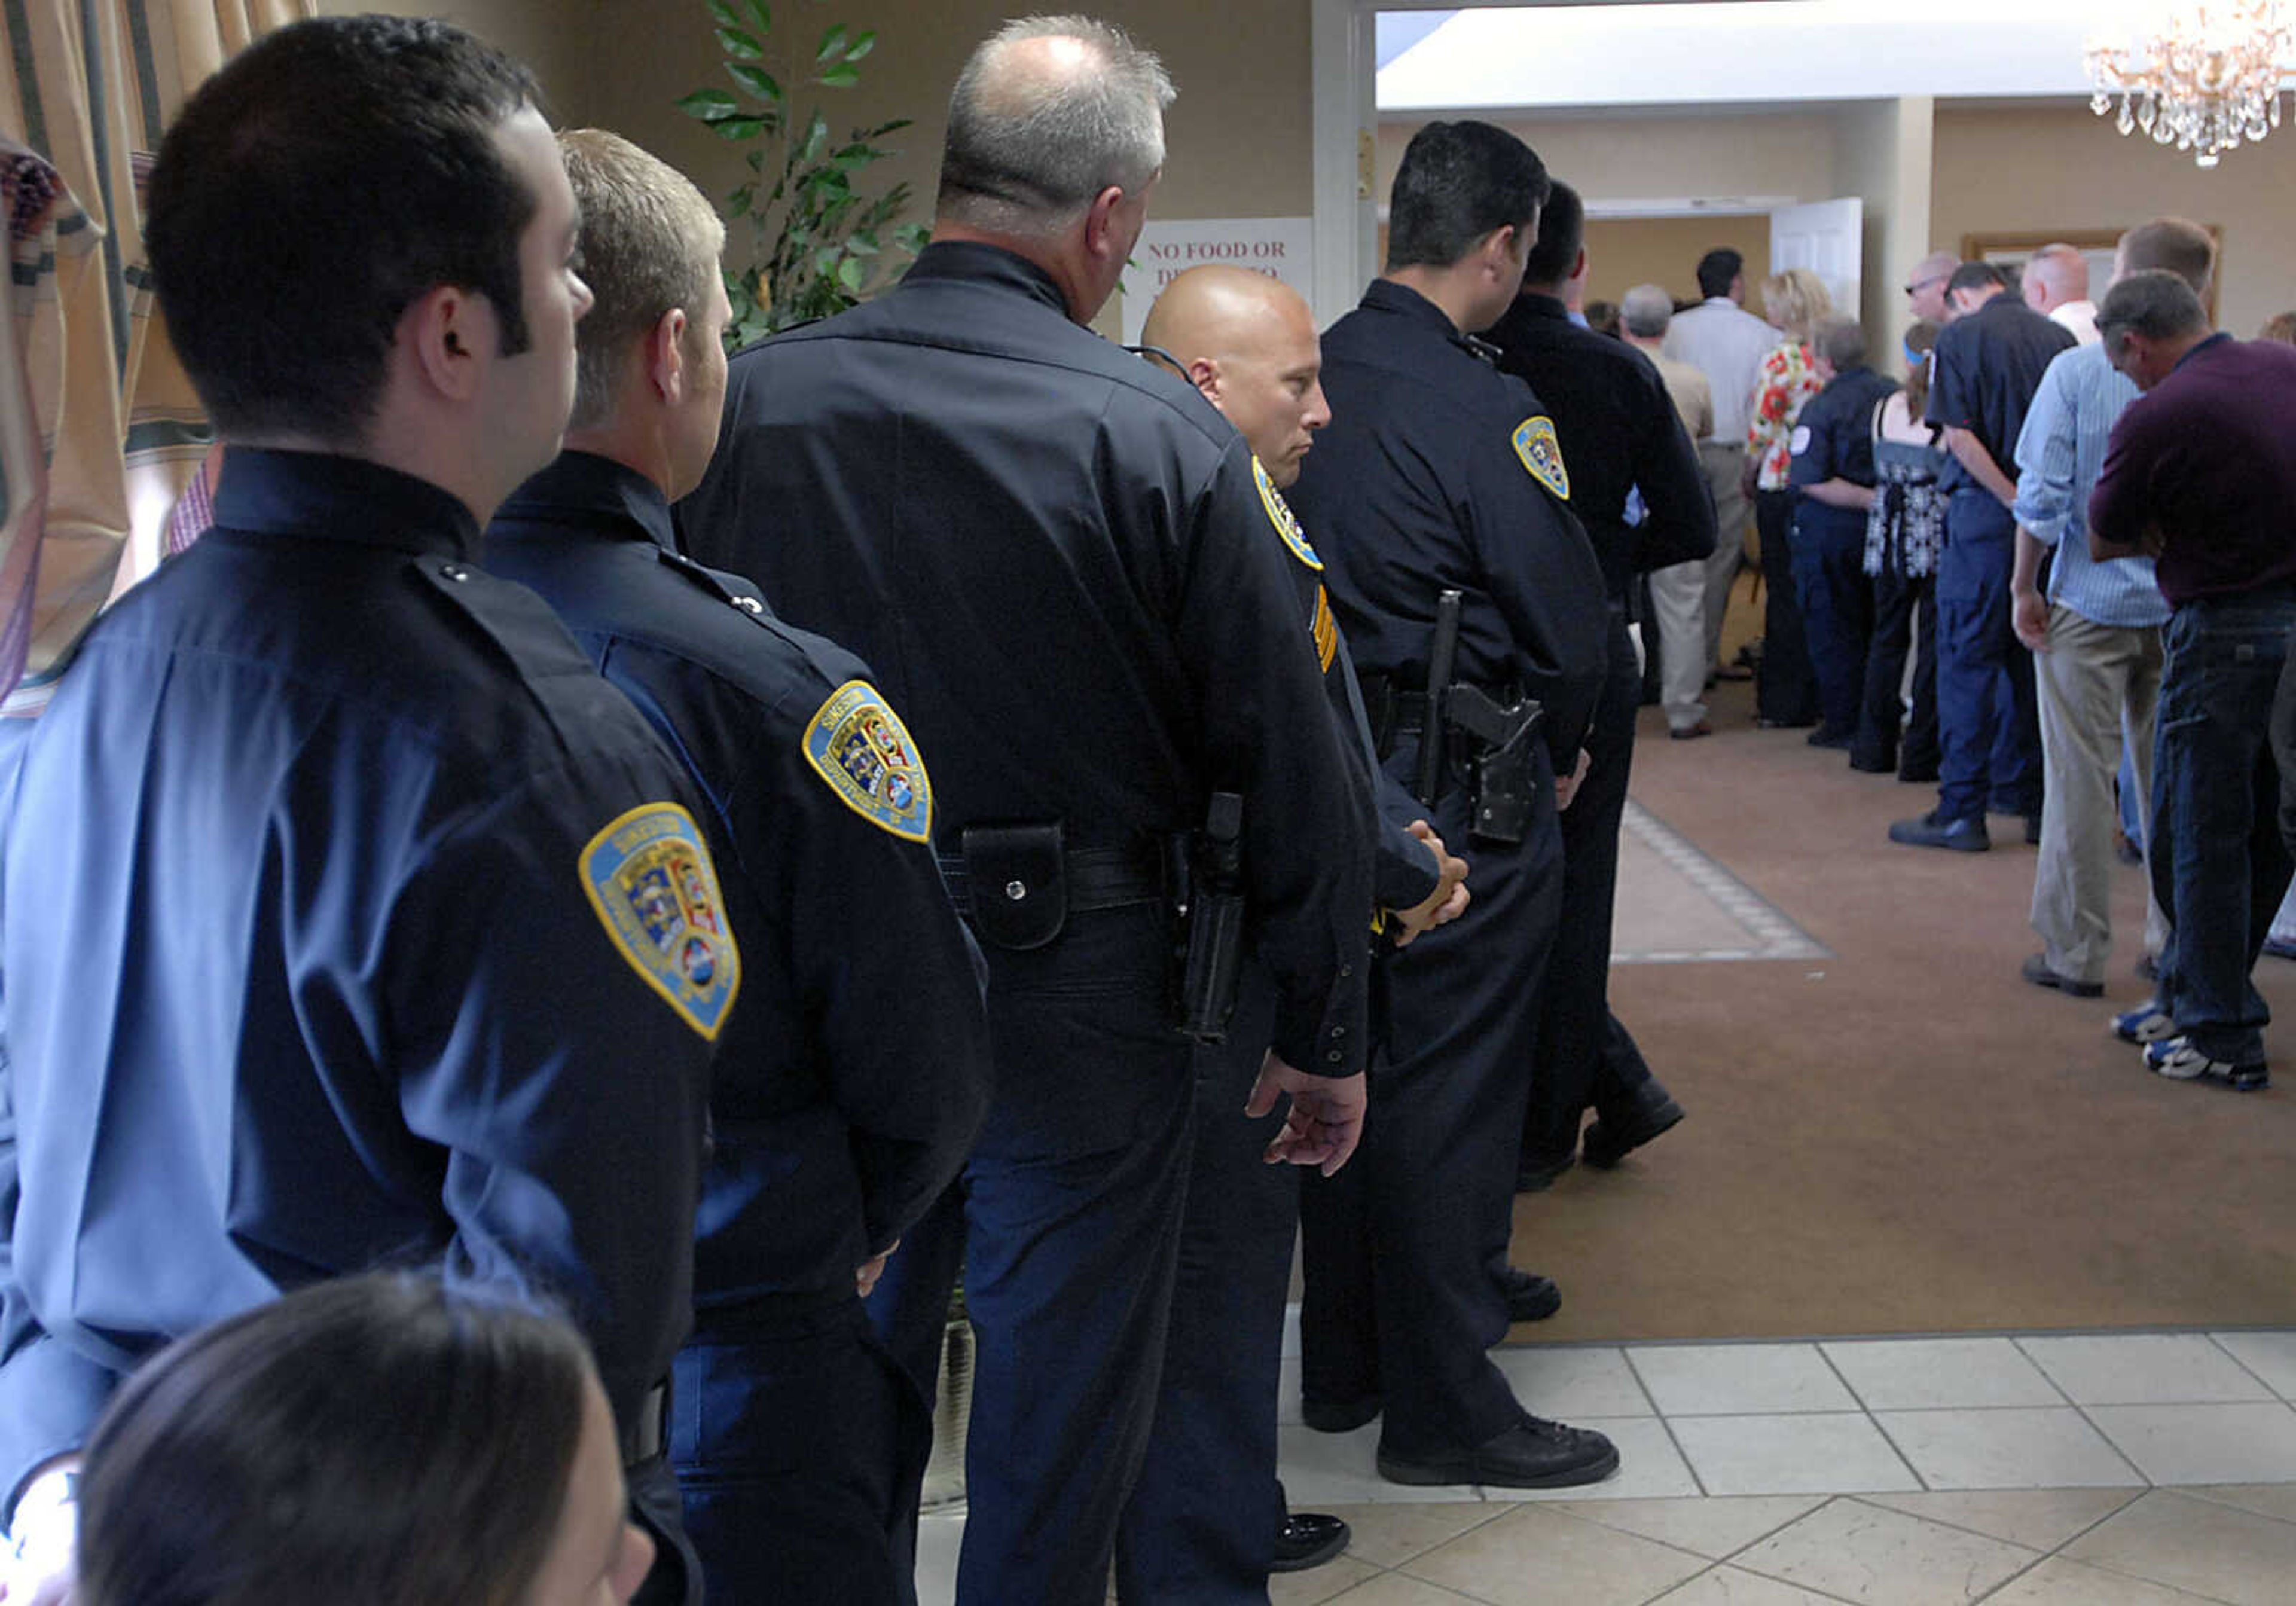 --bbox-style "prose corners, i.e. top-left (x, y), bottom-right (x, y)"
top-left (1445, 685), bottom-right (1546, 847)
top-left (1176, 793), bottom-right (1246, 1043)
